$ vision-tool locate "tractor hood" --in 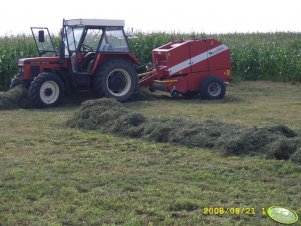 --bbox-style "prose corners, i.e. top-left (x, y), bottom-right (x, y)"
top-left (18, 57), bottom-right (62, 66)
top-left (17, 56), bottom-right (68, 80)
